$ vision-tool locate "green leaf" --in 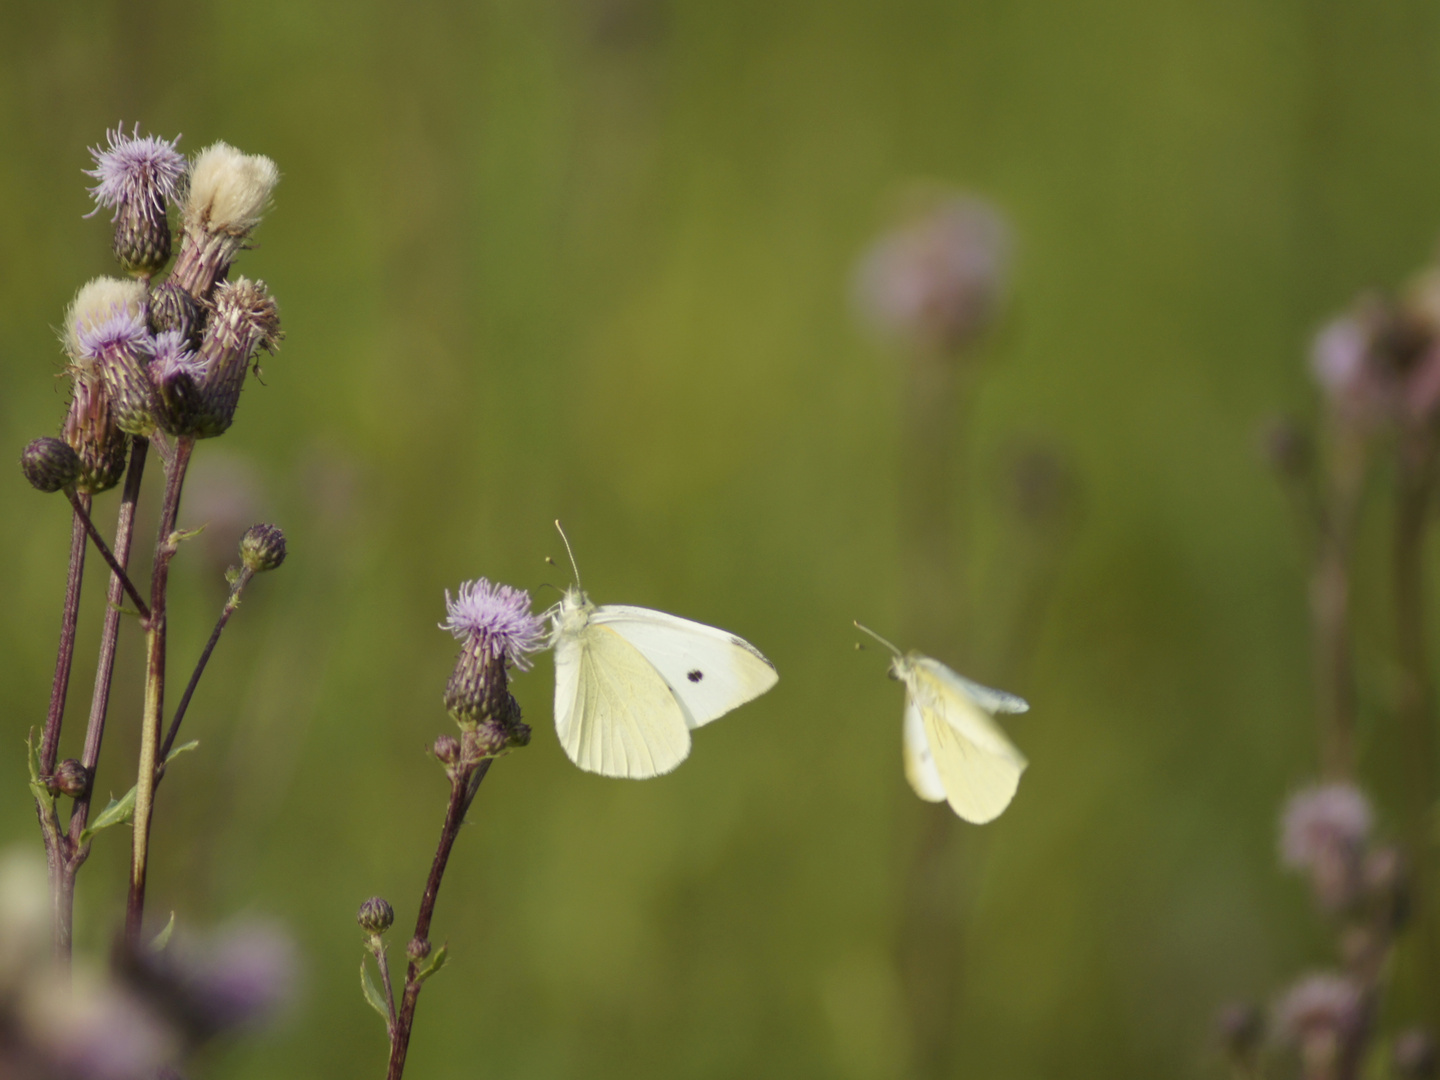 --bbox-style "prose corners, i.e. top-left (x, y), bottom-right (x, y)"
top-left (415, 944), bottom-right (448, 984)
top-left (361, 957), bottom-right (391, 1025)
top-left (26, 730), bottom-right (53, 810)
top-left (79, 741), bottom-right (200, 844)
top-left (149, 911), bottom-right (176, 953)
